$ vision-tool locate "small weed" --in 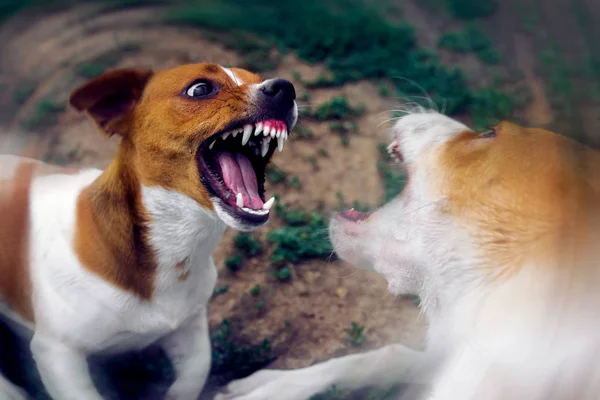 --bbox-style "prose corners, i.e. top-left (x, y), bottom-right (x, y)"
top-left (379, 82), bottom-right (390, 97)
top-left (225, 254), bottom-right (243, 272)
top-left (299, 92), bottom-right (312, 102)
top-left (213, 285), bottom-right (229, 297)
top-left (313, 96), bottom-right (364, 121)
top-left (318, 148), bottom-right (330, 157)
top-left (210, 319), bottom-right (274, 379)
top-left (266, 165), bottom-right (287, 184)
top-left (255, 300), bottom-right (265, 311)
top-left (75, 62), bottom-right (107, 78)
top-left (249, 284), bottom-right (261, 296)
top-left (344, 322), bottom-right (366, 347)
top-left (289, 176), bottom-right (302, 189)
top-left (295, 125), bottom-right (315, 140)
top-left (269, 201), bottom-right (333, 265)
top-left (12, 82), bottom-right (37, 105)
top-left (23, 99), bottom-right (65, 131)
top-left (235, 234), bottom-right (262, 257)
top-left (275, 266), bottom-right (292, 282)
top-left (303, 73), bottom-right (338, 89)
top-left (438, 24), bottom-right (501, 64)
top-left (444, 0), bottom-right (497, 19)
top-left (306, 154), bottom-right (318, 169)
